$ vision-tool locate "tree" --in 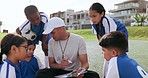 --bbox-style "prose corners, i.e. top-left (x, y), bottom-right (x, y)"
top-left (134, 13), bottom-right (148, 26)
top-left (134, 13), bottom-right (141, 26)
top-left (140, 14), bottom-right (148, 26)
